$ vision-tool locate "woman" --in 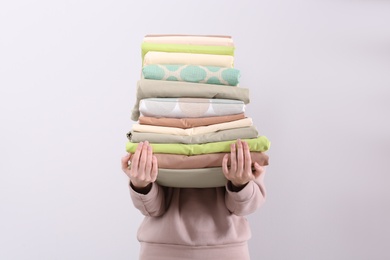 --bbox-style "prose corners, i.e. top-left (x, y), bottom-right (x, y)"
top-left (121, 139), bottom-right (266, 260)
